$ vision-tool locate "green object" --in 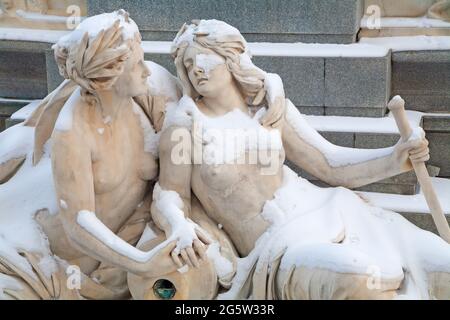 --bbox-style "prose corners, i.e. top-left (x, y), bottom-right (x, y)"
top-left (153, 279), bottom-right (176, 300)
